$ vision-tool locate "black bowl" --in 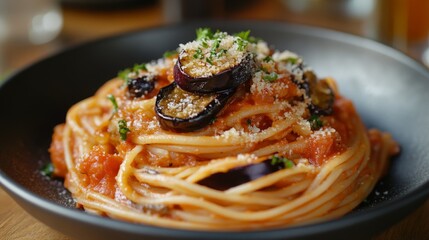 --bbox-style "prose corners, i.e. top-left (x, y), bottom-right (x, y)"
top-left (1, 21), bottom-right (429, 240)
